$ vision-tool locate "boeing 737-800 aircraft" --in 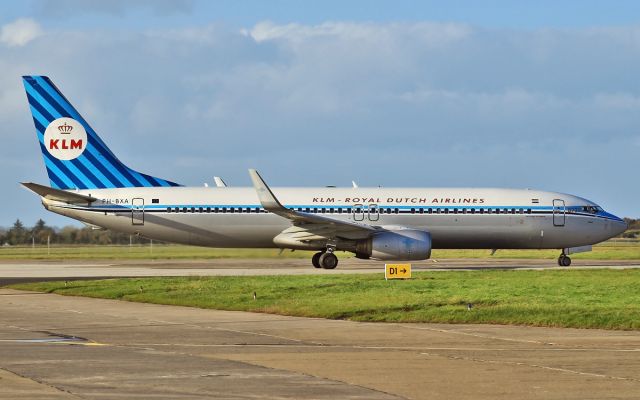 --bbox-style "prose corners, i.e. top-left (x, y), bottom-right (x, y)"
top-left (20, 76), bottom-right (627, 269)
